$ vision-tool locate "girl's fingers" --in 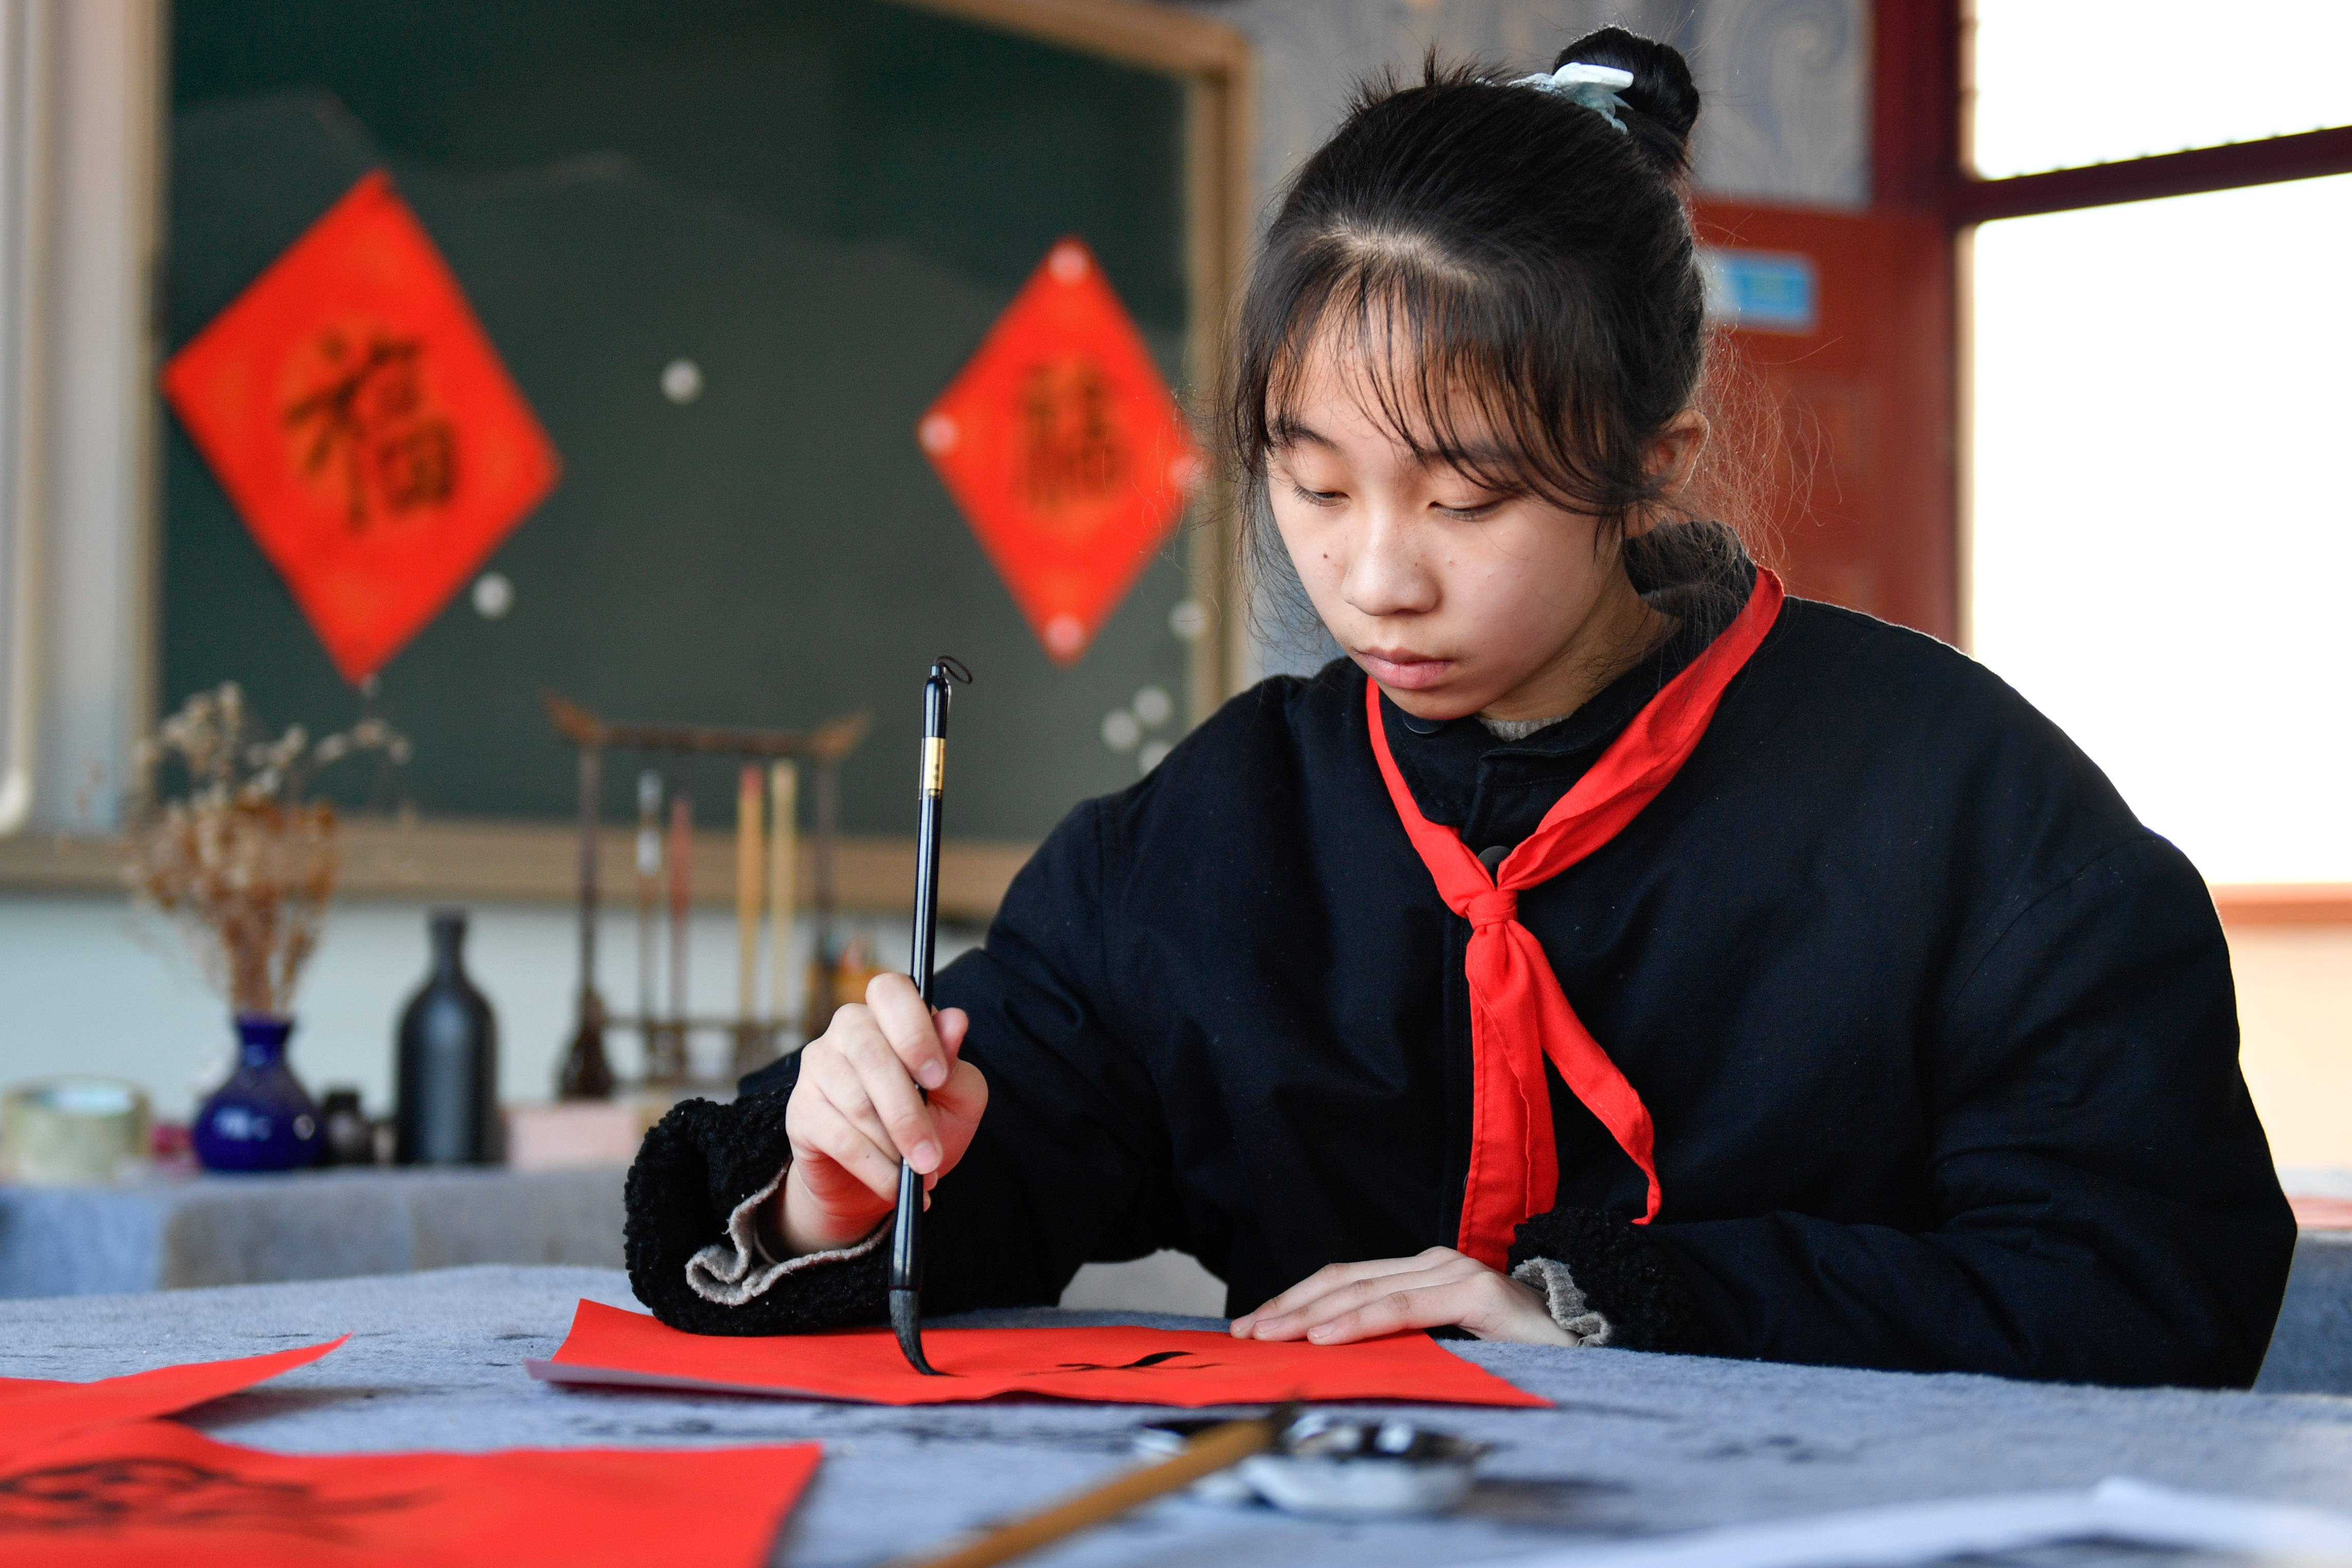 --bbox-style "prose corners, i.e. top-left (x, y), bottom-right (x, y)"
top-left (841, 1011), bottom-right (942, 1173)
top-left (790, 1090), bottom-right (907, 1205)
top-left (1248, 1264), bottom-right (1460, 1339)
top-left (1233, 1260), bottom-right (1386, 1336)
top-left (1301, 1266), bottom-right (1569, 1347)
top-left (1232, 1263), bottom-right (1359, 1335)
top-left (1251, 1255), bottom-right (1487, 1340)
top-left (806, 1013), bottom-right (985, 1170)
top-left (935, 1007), bottom-right (971, 1062)
top-left (804, 1043), bottom-right (901, 1163)
top-left (777, 1001), bottom-right (989, 1257)
top-left (1299, 1281), bottom-right (1466, 1345)
top-left (867, 973), bottom-right (953, 1091)
top-left (931, 1056), bottom-right (989, 1125)
top-left (1234, 1248), bottom-right (1463, 1337)
top-left (1254, 1252), bottom-right (1437, 1315)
